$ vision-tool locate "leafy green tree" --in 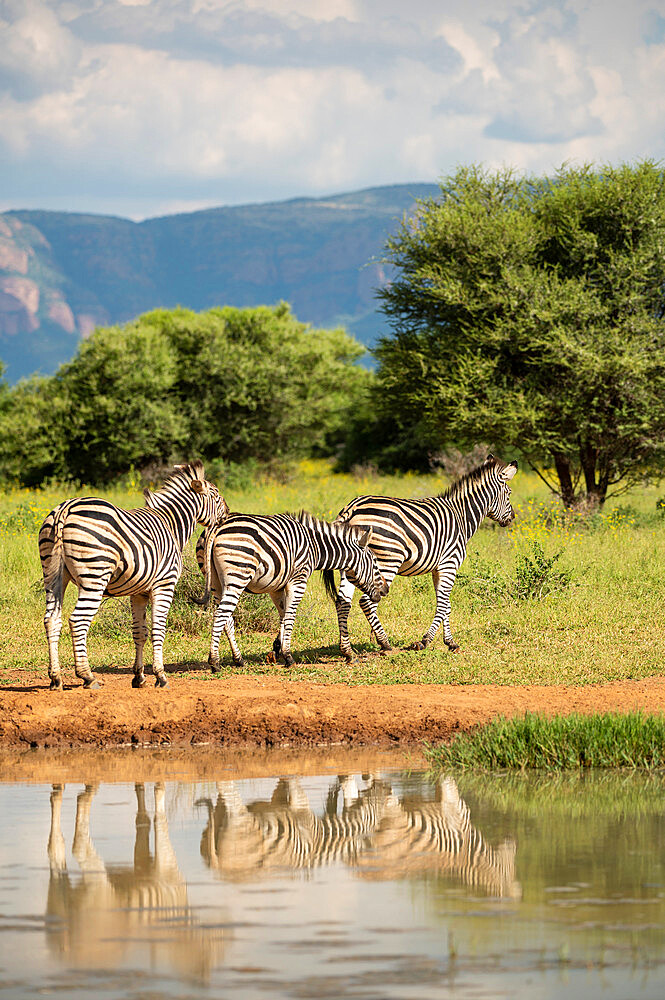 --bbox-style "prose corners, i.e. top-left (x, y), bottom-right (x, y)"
top-left (141, 302), bottom-right (369, 465)
top-left (58, 321), bottom-right (187, 483)
top-left (0, 304), bottom-right (370, 485)
top-left (376, 162), bottom-right (665, 505)
top-left (0, 370), bottom-right (68, 485)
